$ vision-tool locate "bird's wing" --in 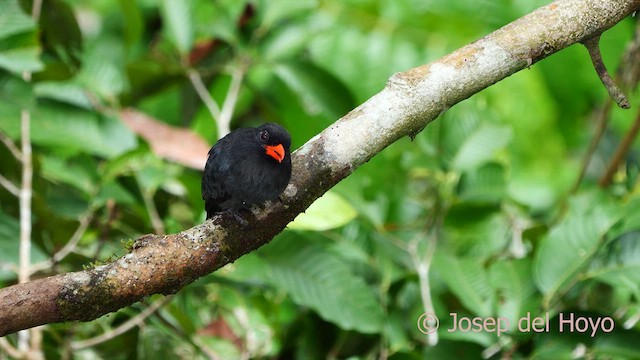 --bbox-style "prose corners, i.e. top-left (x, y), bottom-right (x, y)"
top-left (202, 144), bottom-right (232, 214)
